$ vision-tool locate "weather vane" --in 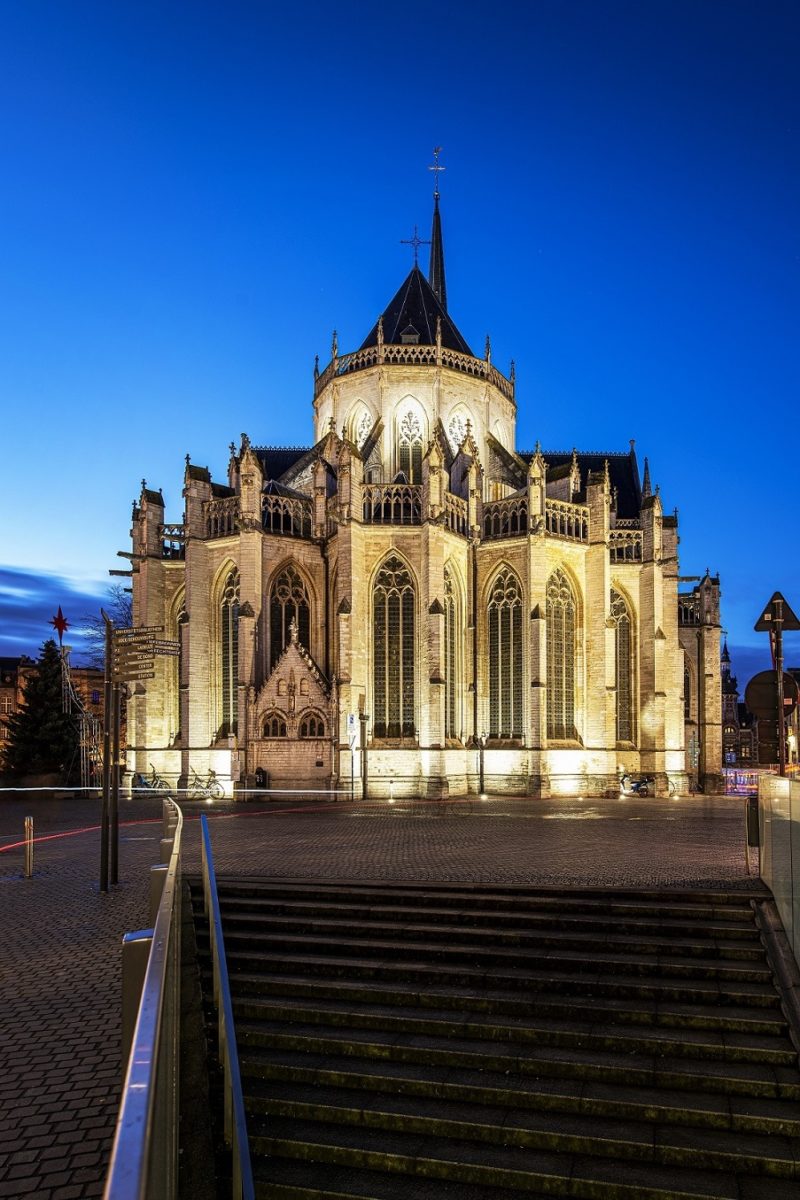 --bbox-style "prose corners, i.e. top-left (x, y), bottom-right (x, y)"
top-left (429, 145), bottom-right (445, 197)
top-left (400, 224), bottom-right (430, 267)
